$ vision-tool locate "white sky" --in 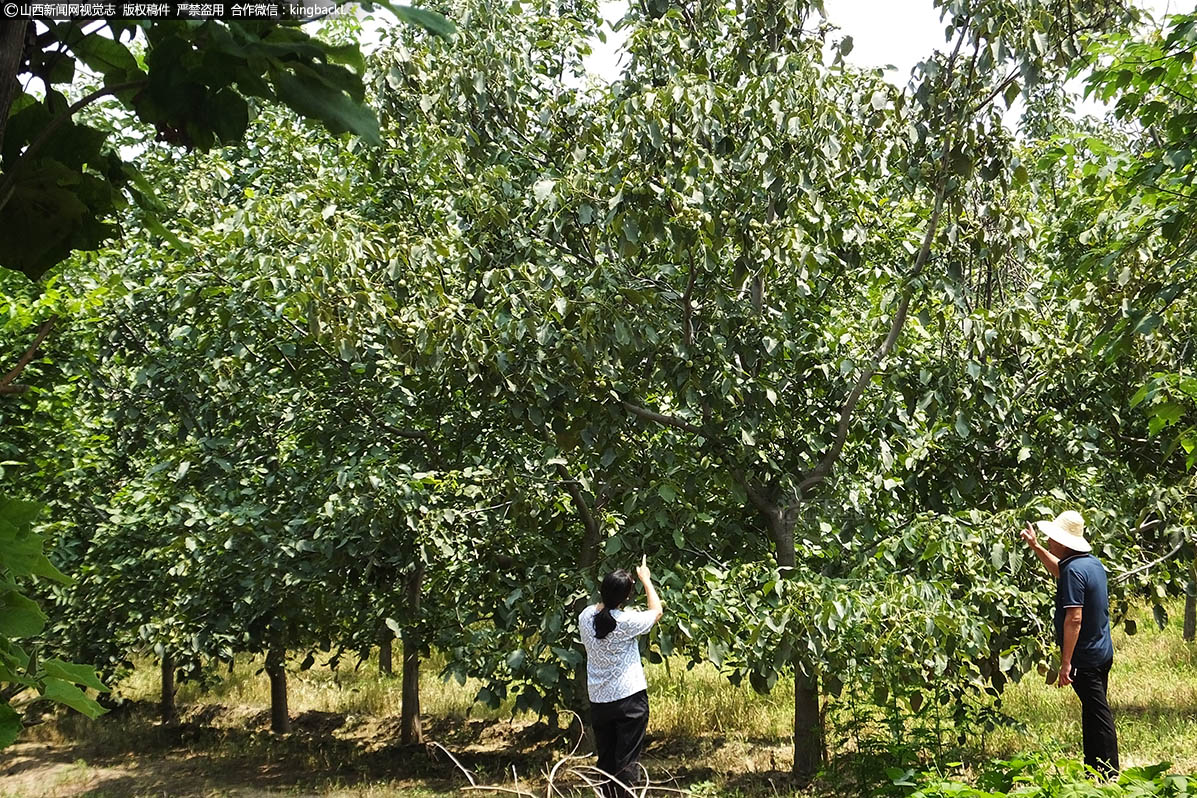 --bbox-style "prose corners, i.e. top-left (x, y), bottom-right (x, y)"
top-left (576, 0), bottom-right (1187, 126)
